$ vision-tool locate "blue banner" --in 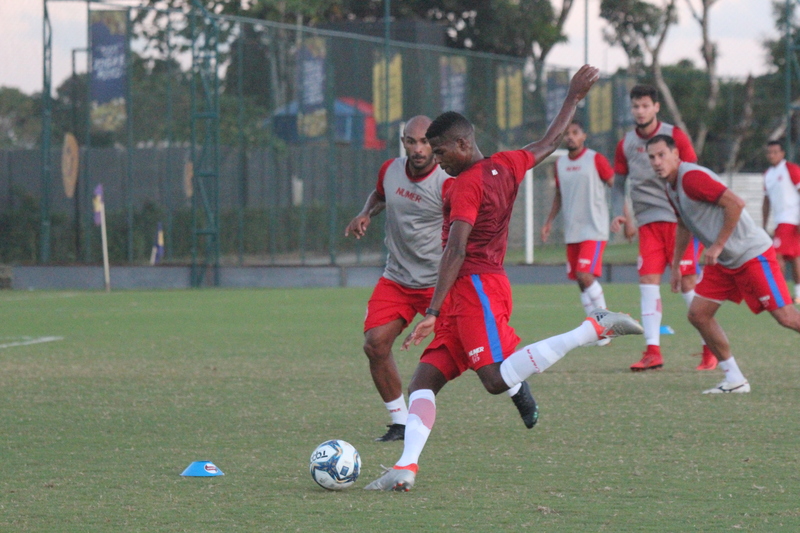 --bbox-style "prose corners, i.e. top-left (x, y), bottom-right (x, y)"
top-left (297, 37), bottom-right (327, 139)
top-left (90, 10), bottom-right (127, 132)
